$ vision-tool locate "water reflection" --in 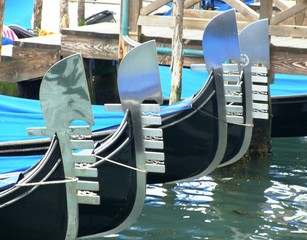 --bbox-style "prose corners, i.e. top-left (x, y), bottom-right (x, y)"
top-left (92, 137), bottom-right (306, 240)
